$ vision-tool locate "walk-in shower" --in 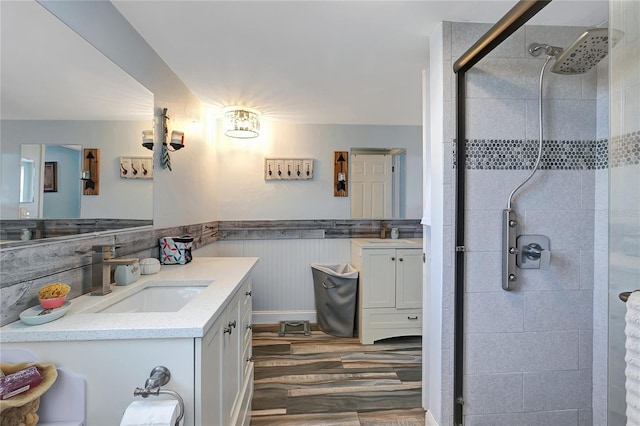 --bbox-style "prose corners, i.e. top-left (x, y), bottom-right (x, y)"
top-left (502, 27), bottom-right (623, 291)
